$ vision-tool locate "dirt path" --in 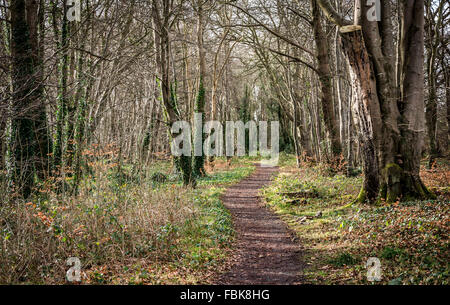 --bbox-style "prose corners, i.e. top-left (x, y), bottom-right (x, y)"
top-left (216, 164), bottom-right (303, 285)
